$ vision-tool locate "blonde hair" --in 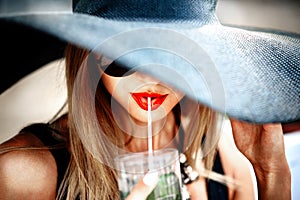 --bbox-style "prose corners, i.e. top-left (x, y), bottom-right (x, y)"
top-left (58, 44), bottom-right (226, 200)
